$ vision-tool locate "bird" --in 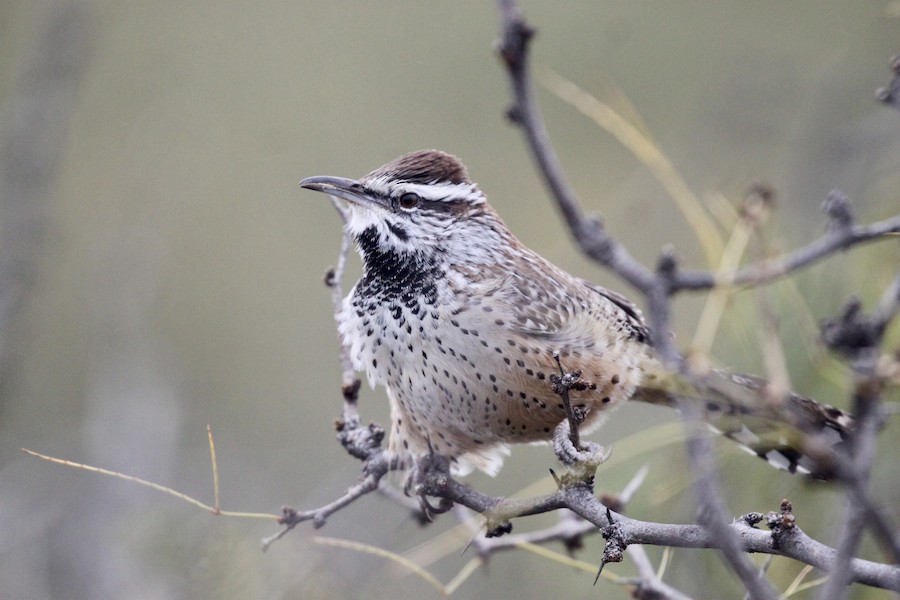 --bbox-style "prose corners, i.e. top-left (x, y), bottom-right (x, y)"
top-left (299, 149), bottom-right (853, 478)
